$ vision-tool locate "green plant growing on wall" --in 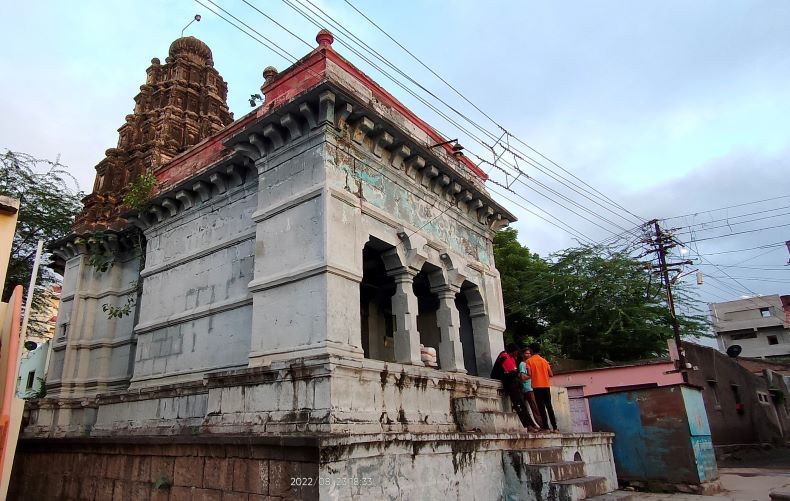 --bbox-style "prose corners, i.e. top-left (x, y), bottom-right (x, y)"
top-left (24, 377), bottom-right (47, 399)
top-left (122, 169), bottom-right (157, 210)
top-left (102, 295), bottom-right (137, 319)
top-left (153, 474), bottom-right (171, 490)
top-left (93, 169), bottom-right (156, 319)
